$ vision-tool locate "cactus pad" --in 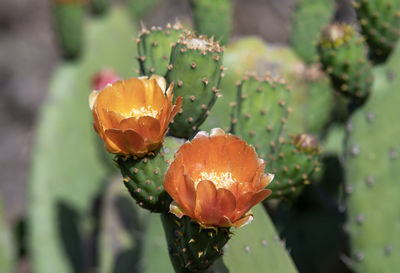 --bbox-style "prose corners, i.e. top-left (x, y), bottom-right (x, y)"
top-left (232, 74), bottom-right (291, 159)
top-left (167, 32), bottom-right (224, 138)
top-left (117, 137), bottom-right (184, 213)
top-left (345, 44), bottom-right (400, 272)
top-left (268, 134), bottom-right (321, 199)
top-left (353, 0), bottom-right (400, 64)
top-left (317, 24), bottom-right (373, 100)
top-left (137, 23), bottom-right (183, 77)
